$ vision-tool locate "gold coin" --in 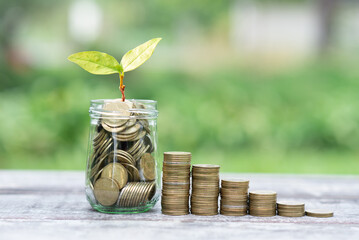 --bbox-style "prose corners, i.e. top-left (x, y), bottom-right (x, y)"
top-left (117, 183), bottom-right (131, 207)
top-left (93, 128), bottom-right (106, 144)
top-left (133, 144), bottom-right (150, 162)
top-left (192, 164), bottom-right (220, 169)
top-left (102, 101), bottom-right (131, 115)
top-left (306, 209), bottom-right (334, 218)
top-left (111, 150), bottom-right (135, 165)
top-left (144, 134), bottom-right (153, 151)
top-left (95, 138), bottom-right (113, 157)
top-left (127, 139), bottom-right (143, 155)
top-left (277, 201), bottom-right (305, 208)
top-left (101, 162), bottom-right (128, 189)
top-left (121, 123), bottom-right (141, 135)
top-left (140, 153), bottom-right (156, 181)
top-left (144, 181), bottom-right (156, 201)
top-left (92, 167), bottom-right (104, 184)
top-left (112, 154), bottom-right (134, 166)
top-left (164, 151), bottom-right (191, 156)
top-left (101, 123), bottom-right (127, 133)
top-left (125, 118), bottom-right (137, 128)
top-left (90, 153), bottom-right (109, 178)
top-left (93, 177), bottom-right (120, 206)
top-left (123, 163), bottom-right (140, 182)
top-left (249, 190), bottom-right (277, 196)
top-left (125, 182), bottom-right (142, 207)
top-left (101, 101), bottom-right (130, 128)
top-left (221, 179), bottom-right (249, 188)
top-left (132, 183), bottom-right (147, 207)
top-left (133, 130), bottom-right (147, 141)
